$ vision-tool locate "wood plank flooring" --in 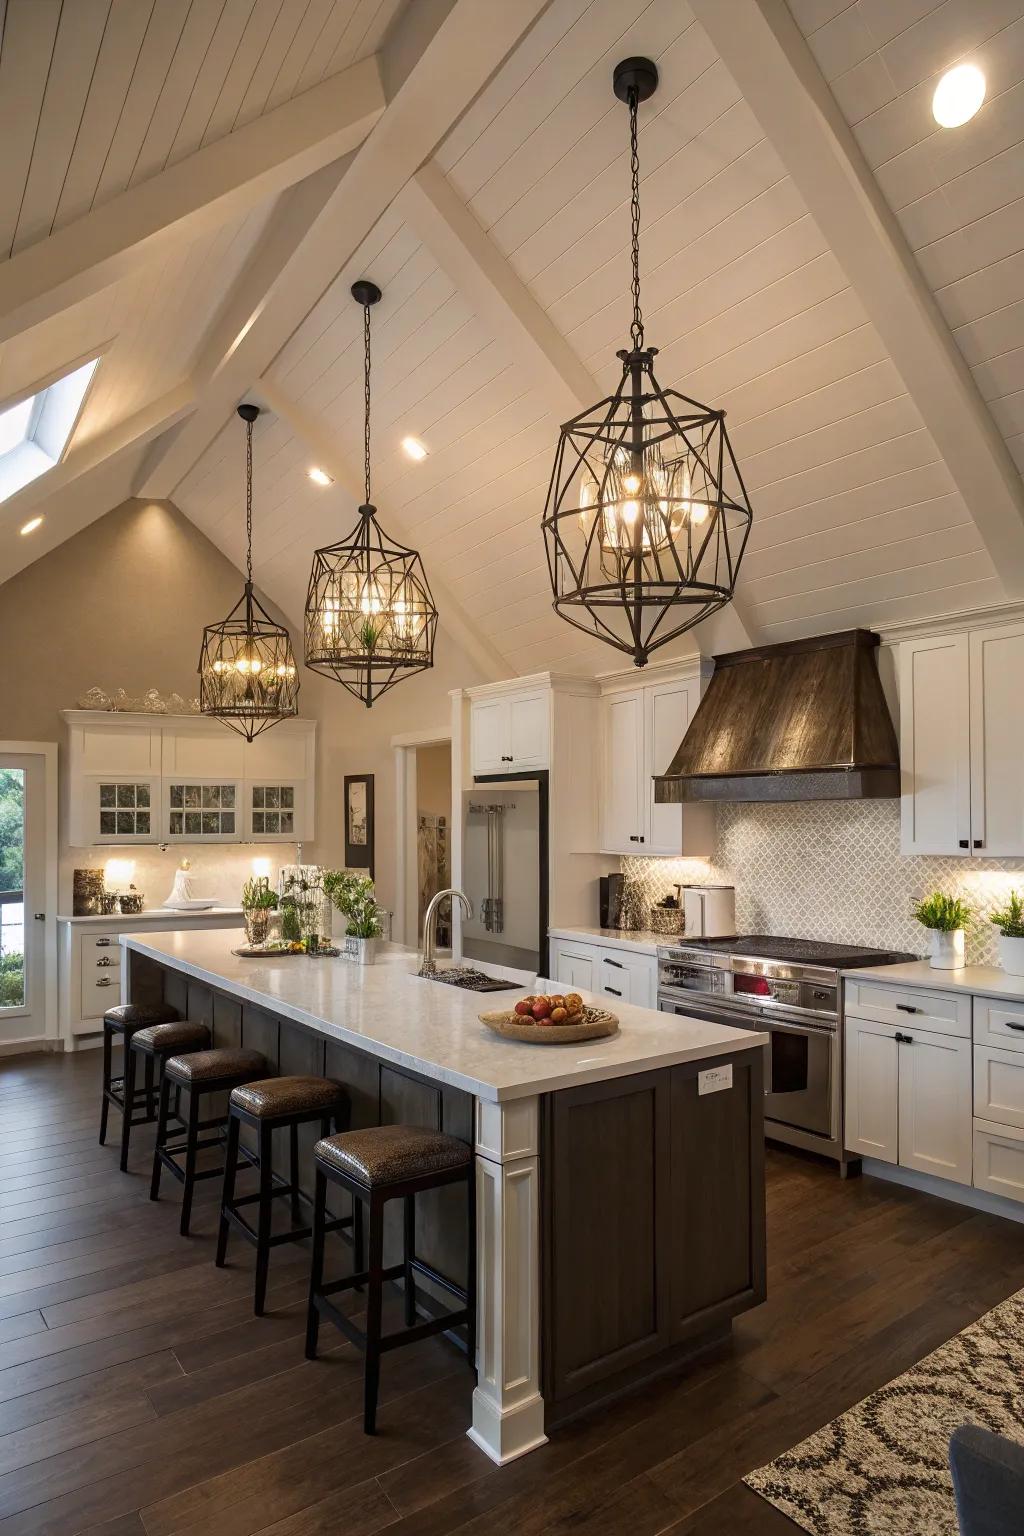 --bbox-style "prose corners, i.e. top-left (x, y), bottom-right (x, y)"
top-left (1, 1051), bottom-right (1023, 1535)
